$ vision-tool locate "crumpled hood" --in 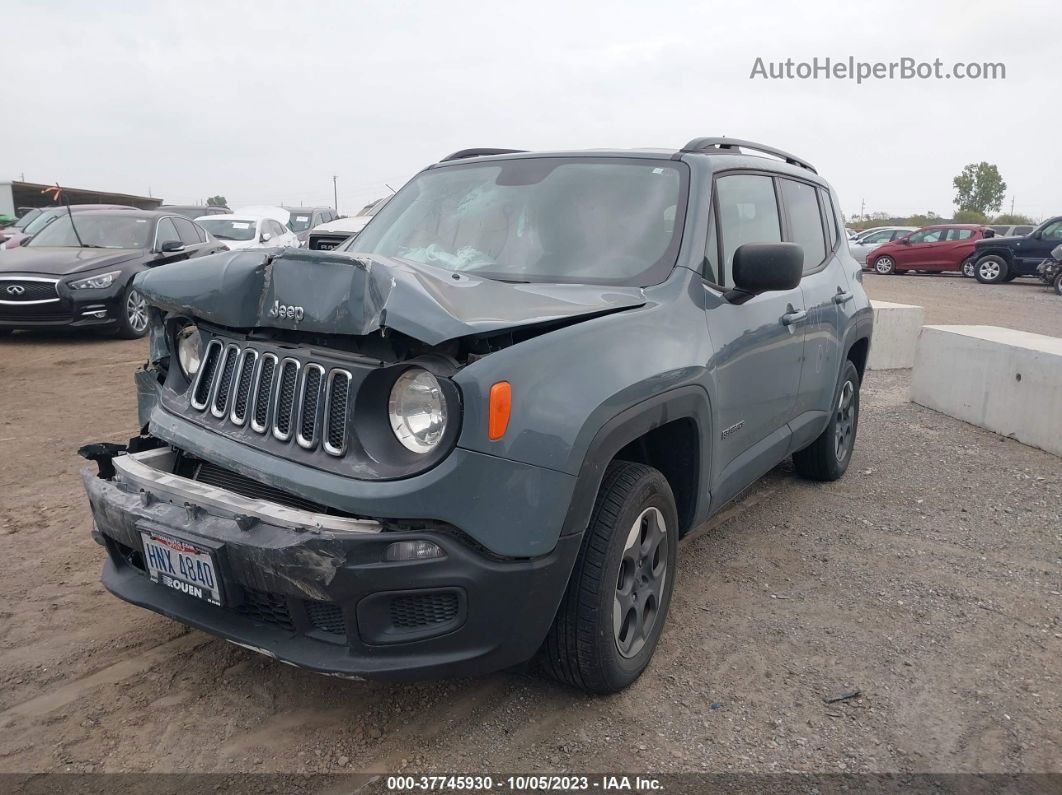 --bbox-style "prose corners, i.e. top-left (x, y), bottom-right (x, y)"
top-left (134, 248), bottom-right (647, 345)
top-left (0, 246), bottom-right (141, 275)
